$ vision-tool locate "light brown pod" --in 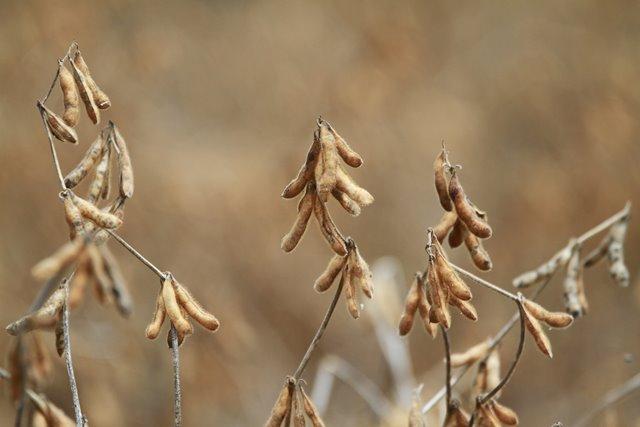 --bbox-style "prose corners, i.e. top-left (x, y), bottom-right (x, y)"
top-left (491, 400), bottom-right (519, 425)
top-left (69, 260), bottom-right (90, 309)
top-left (332, 189), bottom-right (361, 216)
top-left (478, 404), bottom-right (501, 427)
top-left (428, 261), bottom-right (451, 328)
top-left (282, 184), bottom-right (316, 252)
top-left (331, 126), bottom-right (363, 168)
top-left (399, 274), bottom-right (421, 336)
top-left (349, 246), bottom-right (373, 298)
top-left (417, 275), bottom-right (438, 337)
top-left (62, 195), bottom-right (85, 240)
top-left (54, 321), bottom-right (65, 357)
top-left (434, 149), bottom-right (453, 211)
top-left (113, 125), bottom-right (135, 198)
top-left (29, 332), bottom-right (53, 387)
top-left (445, 400), bottom-right (470, 427)
top-left (88, 245), bottom-right (112, 304)
top-left (313, 197), bottom-right (348, 256)
top-left (433, 211), bottom-right (457, 243)
top-left (173, 279), bottom-right (220, 331)
top-left (434, 250), bottom-right (472, 301)
top-left (450, 339), bottom-right (490, 367)
top-left (264, 378), bottom-right (295, 427)
top-left (73, 50), bottom-right (111, 109)
top-left (315, 122), bottom-right (339, 201)
top-left (70, 57), bottom-right (100, 124)
top-left (291, 388), bottom-right (306, 427)
top-left (335, 167), bottom-right (374, 207)
top-left (448, 172), bottom-right (492, 238)
top-left (145, 291), bottom-right (166, 340)
top-left (161, 277), bottom-right (193, 337)
top-left (65, 134), bottom-right (107, 190)
top-left (607, 220), bottom-right (630, 287)
top-left (59, 64), bottom-right (79, 127)
top-left (300, 386), bottom-right (326, 427)
top-left (512, 243), bottom-right (574, 288)
top-left (282, 140), bottom-right (320, 199)
top-left (39, 103), bottom-right (78, 144)
top-left (6, 286), bottom-right (66, 335)
top-left (522, 305), bottom-right (553, 358)
top-left (563, 247), bottom-right (585, 317)
top-left (449, 296), bottom-right (478, 321)
top-left (314, 254), bottom-right (347, 293)
top-left (86, 144), bottom-right (111, 203)
top-left (344, 267), bottom-right (360, 319)
top-left (31, 238), bottom-right (86, 281)
top-left (101, 246), bottom-right (133, 317)
top-left (485, 349), bottom-right (501, 391)
top-left (71, 192), bottom-right (122, 229)
top-left (464, 233), bottom-right (492, 271)
top-left (522, 299), bottom-right (573, 329)
top-left (448, 218), bottom-right (467, 248)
